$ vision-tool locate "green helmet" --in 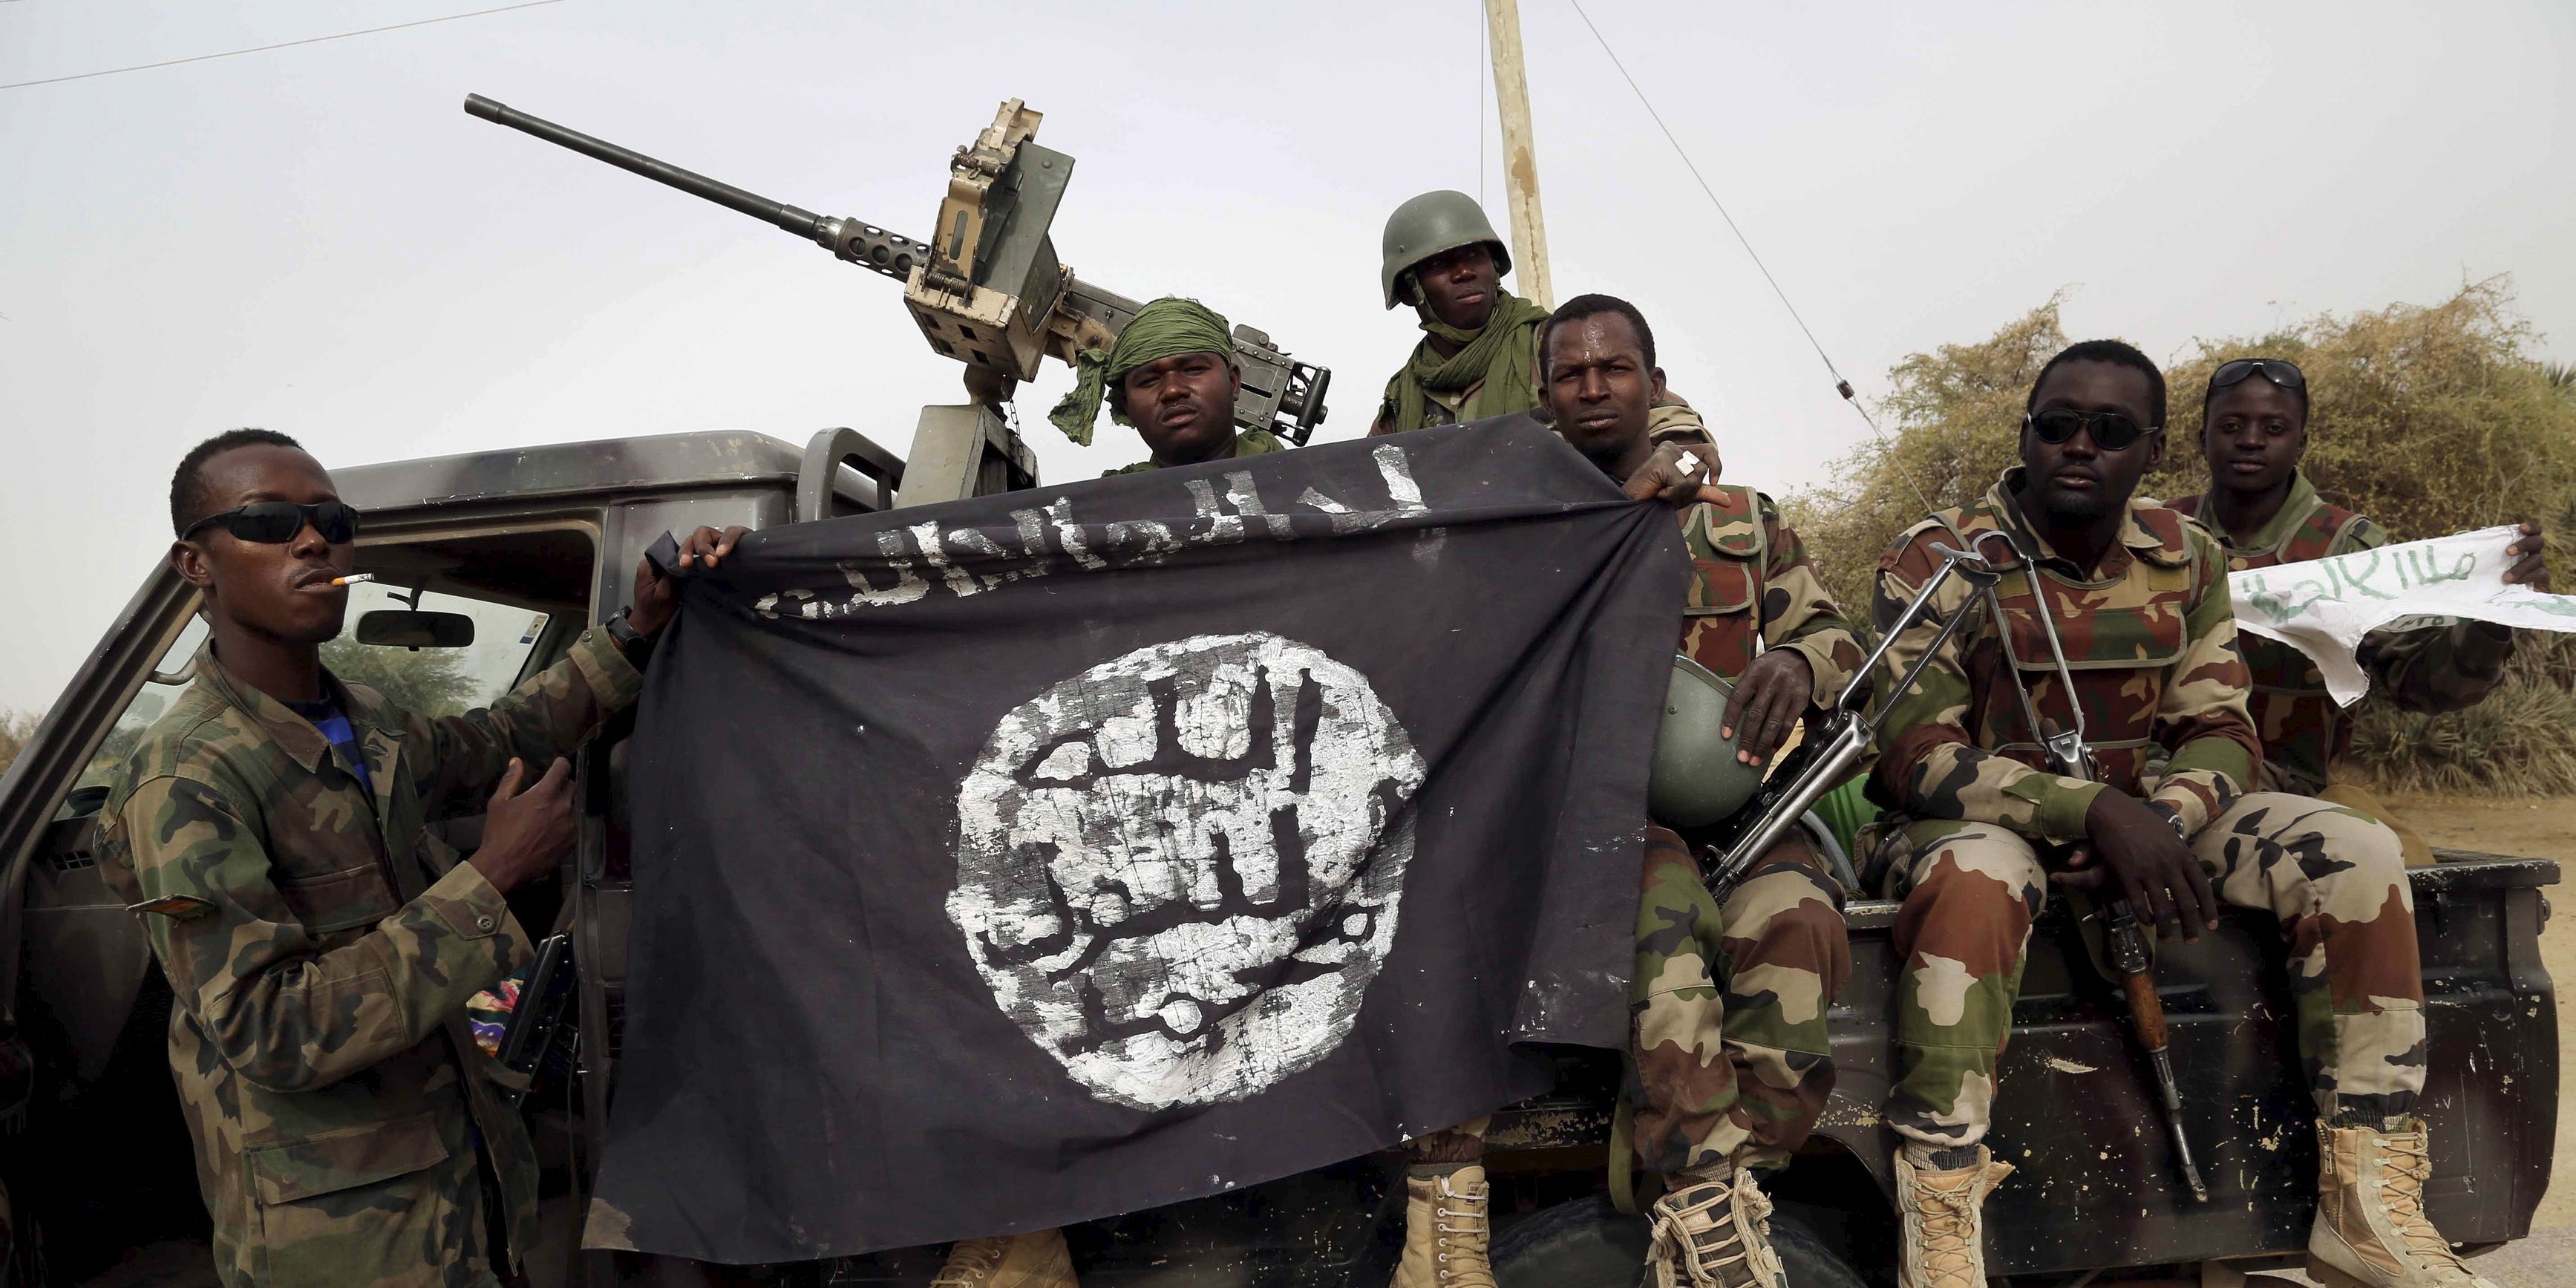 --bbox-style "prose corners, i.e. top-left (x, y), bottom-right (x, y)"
top-left (1648, 656), bottom-right (1763, 830)
top-left (1379, 190), bottom-right (1511, 310)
